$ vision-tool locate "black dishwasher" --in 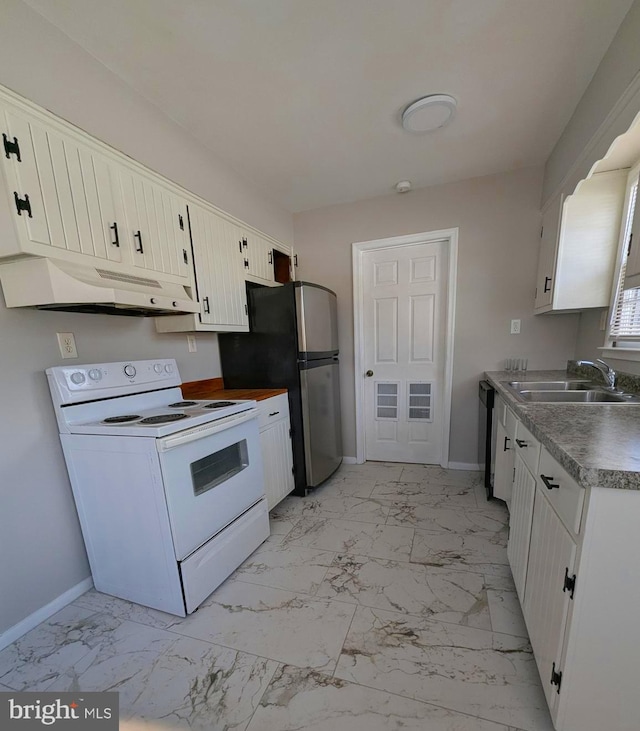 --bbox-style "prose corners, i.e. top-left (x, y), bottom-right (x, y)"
top-left (478, 380), bottom-right (495, 500)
